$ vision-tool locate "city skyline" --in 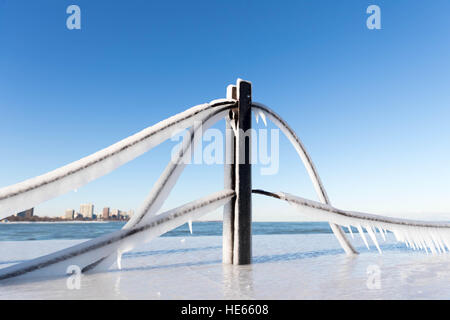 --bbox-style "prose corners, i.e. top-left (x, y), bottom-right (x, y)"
top-left (65, 204), bottom-right (134, 220)
top-left (3, 205), bottom-right (134, 221)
